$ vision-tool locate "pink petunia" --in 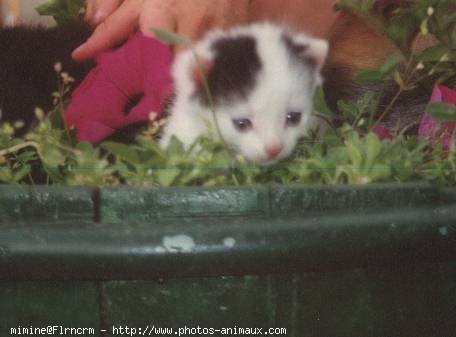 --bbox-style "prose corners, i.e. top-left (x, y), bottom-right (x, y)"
top-left (373, 125), bottom-right (393, 140)
top-left (418, 85), bottom-right (456, 149)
